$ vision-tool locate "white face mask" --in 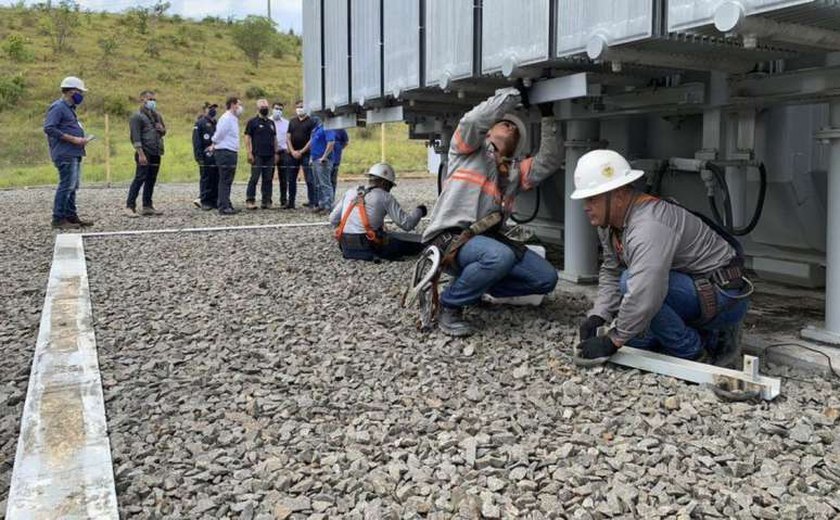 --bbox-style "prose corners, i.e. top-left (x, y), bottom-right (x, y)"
top-left (295, 107), bottom-right (305, 117)
top-left (234, 105), bottom-right (243, 117)
top-left (272, 109), bottom-right (282, 120)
